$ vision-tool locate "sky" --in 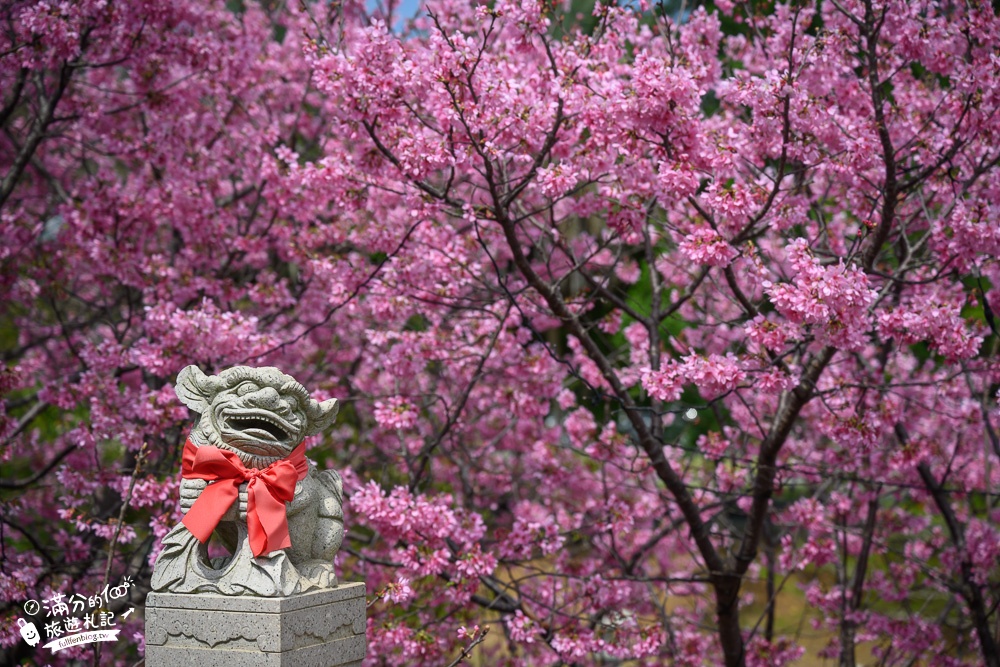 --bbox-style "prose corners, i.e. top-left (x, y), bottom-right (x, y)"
top-left (366, 0), bottom-right (423, 31)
